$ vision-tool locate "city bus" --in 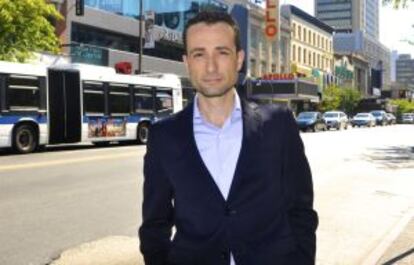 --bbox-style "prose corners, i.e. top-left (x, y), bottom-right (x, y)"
top-left (0, 60), bottom-right (183, 154)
